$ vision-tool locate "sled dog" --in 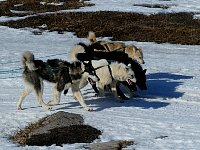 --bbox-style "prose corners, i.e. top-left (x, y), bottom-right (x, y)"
top-left (70, 43), bottom-right (147, 93)
top-left (87, 31), bottom-right (145, 64)
top-left (79, 59), bottom-right (136, 99)
top-left (17, 51), bottom-right (98, 111)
